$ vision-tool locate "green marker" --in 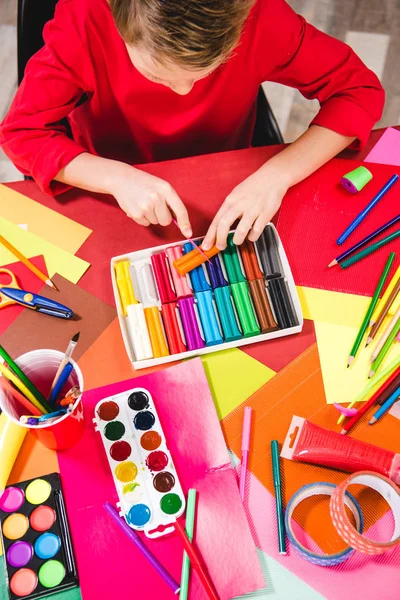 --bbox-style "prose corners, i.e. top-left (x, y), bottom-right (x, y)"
top-left (230, 282), bottom-right (260, 337)
top-left (348, 252), bottom-right (395, 367)
top-left (214, 286), bottom-right (242, 342)
top-left (179, 489), bottom-right (197, 600)
top-left (271, 440), bottom-right (286, 555)
top-left (221, 234), bottom-right (246, 284)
